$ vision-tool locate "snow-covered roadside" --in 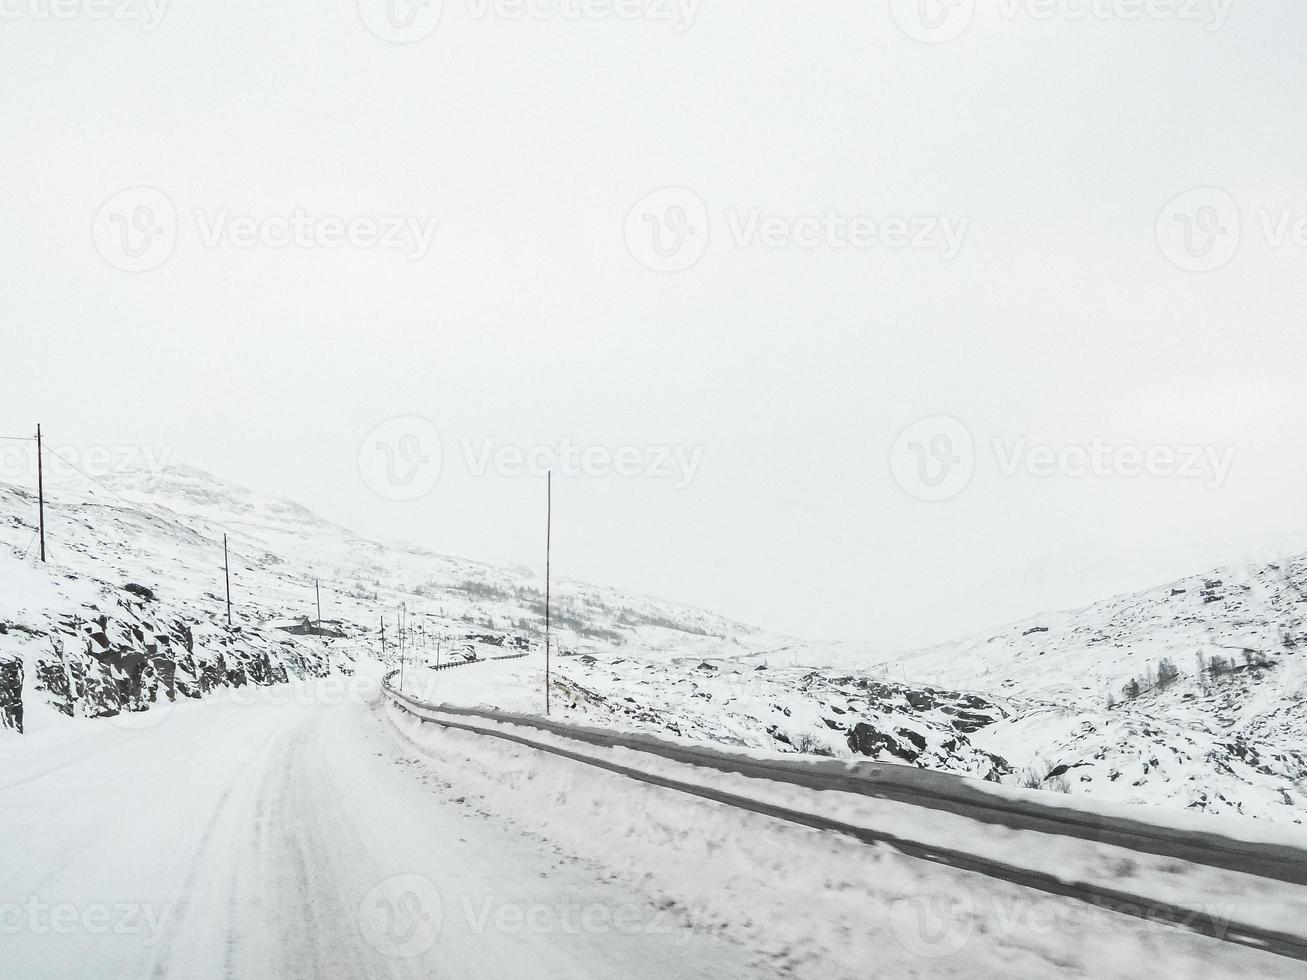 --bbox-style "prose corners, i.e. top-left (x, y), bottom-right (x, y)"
top-left (399, 660), bottom-right (1307, 853)
top-left (381, 702), bottom-right (1301, 979)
